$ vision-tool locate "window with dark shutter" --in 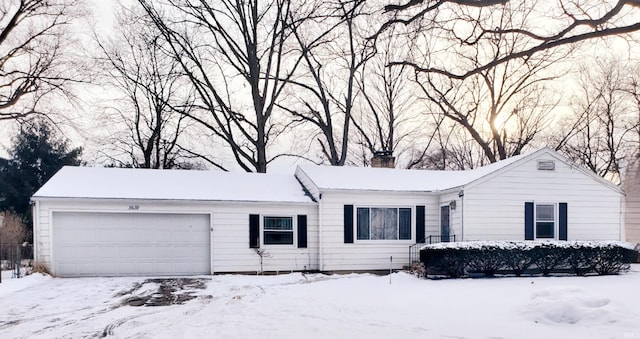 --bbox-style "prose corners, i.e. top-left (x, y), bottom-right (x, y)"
top-left (263, 216), bottom-right (294, 245)
top-left (525, 202), bottom-right (563, 240)
top-left (416, 205), bottom-right (425, 243)
top-left (355, 207), bottom-right (413, 241)
top-left (344, 205), bottom-right (354, 243)
top-left (559, 203), bottom-right (568, 241)
top-left (249, 214), bottom-right (260, 248)
top-left (535, 204), bottom-right (555, 239)
top-left (297, 215), bottom-right (307, 248)
top-left (524, 202), bottom-right (534, 240)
